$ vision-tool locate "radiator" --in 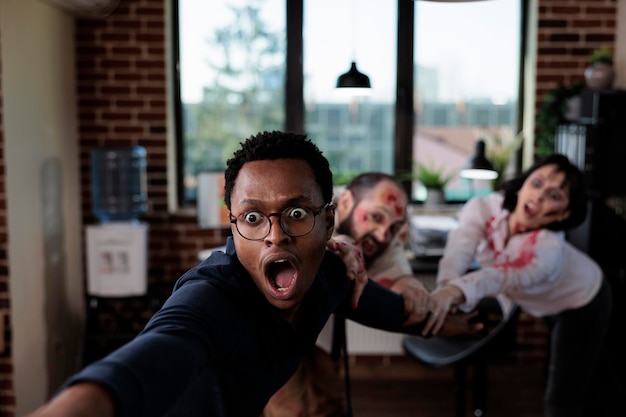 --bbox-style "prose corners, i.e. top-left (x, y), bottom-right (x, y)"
top-left (346, 321), bottom-right (405, 354)
top-left (317, 316), bottom-right (405, 355)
